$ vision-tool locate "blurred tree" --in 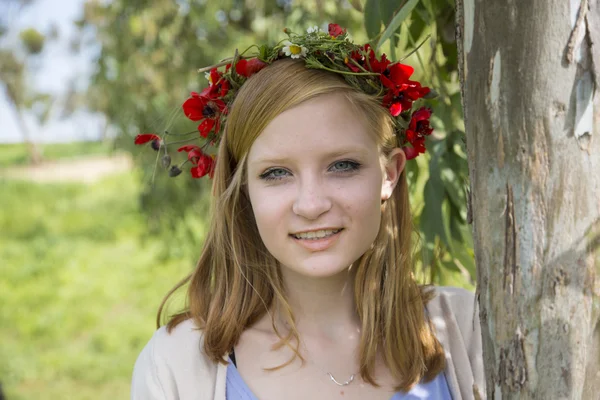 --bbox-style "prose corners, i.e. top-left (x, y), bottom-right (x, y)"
top-left (0, 0), bottom-right (48, 164)
top-left (0, 43), bottom-right (44, 164)
top-left (19, 27), bottom-right (45, 54)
